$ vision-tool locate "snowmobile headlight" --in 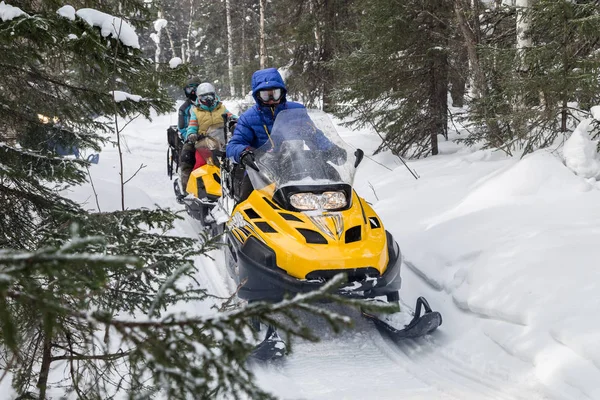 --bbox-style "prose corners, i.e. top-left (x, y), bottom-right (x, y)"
top-left (289, 191), bottom-right (347, 211)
